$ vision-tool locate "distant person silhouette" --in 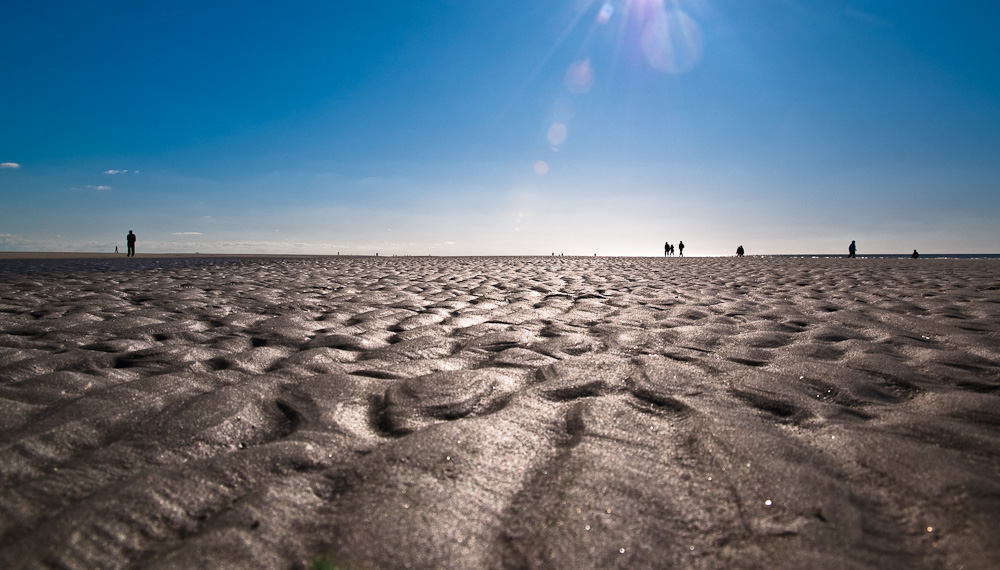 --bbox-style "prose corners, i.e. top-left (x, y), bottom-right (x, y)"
top-left (736, 245), bottom-right (744, 257)
top-left (126, 230), bottom-right (136, 257)
top-left (664, 241), bottom-right (668, 257)
top-left (678, 241), bottom-right (685, 256)
top-left (912, 249), bottom-right (919, 259)
top-left (848, 240), bottom-right (856, 258)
